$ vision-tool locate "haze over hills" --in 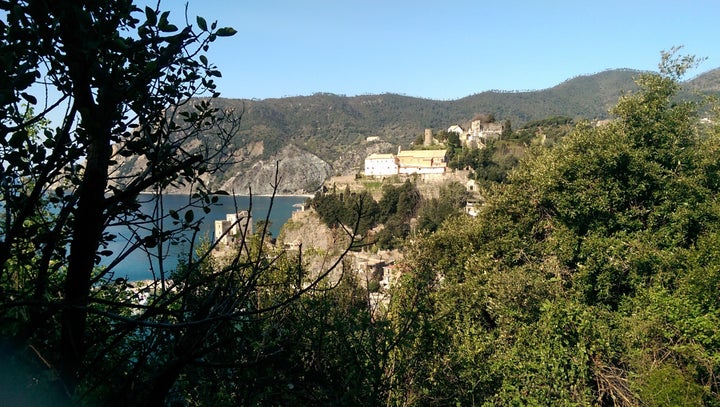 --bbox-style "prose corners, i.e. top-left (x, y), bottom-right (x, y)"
top-left (167, 67), bottom-right (720, 195)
